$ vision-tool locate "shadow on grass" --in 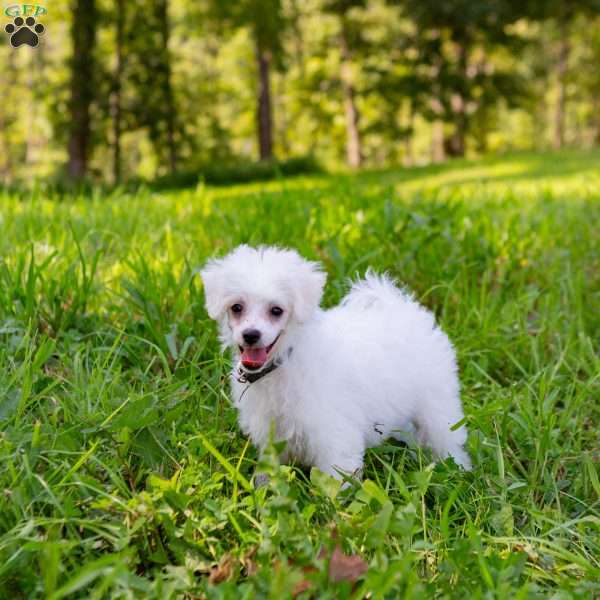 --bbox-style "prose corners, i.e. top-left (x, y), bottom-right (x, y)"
top-left (360, 149), bottom-right (600, 187)
top-left (2, 149), bottom-right (598, 202)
